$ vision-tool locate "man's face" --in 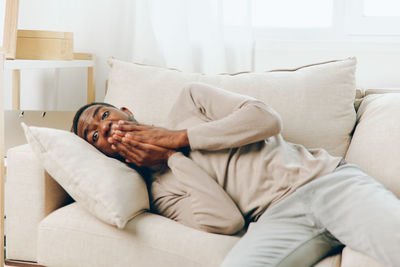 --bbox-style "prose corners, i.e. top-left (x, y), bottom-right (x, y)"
top-left (77, 105), bottom-right (135, 157)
